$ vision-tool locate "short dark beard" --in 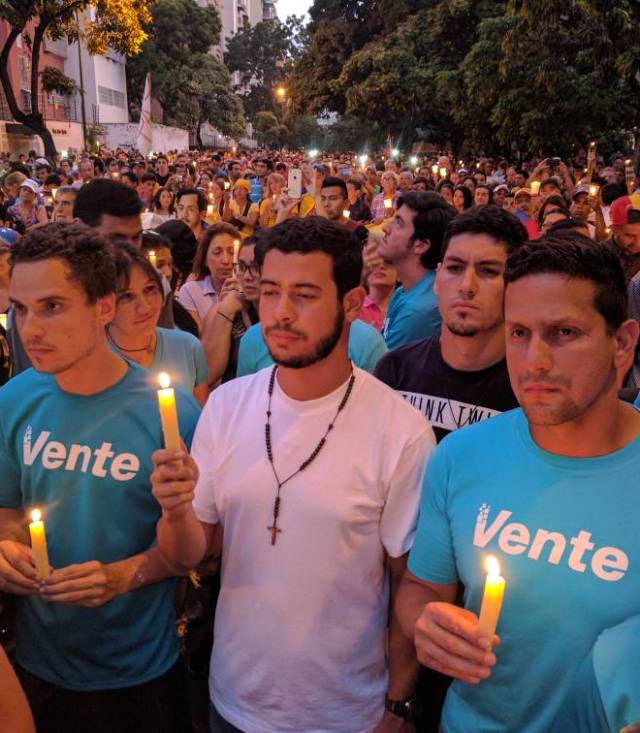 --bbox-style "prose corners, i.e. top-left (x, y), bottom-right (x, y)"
top-left (446, 320), bottom-right (480, 338)
top-left (268, 307), bottom-right (345, 369)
